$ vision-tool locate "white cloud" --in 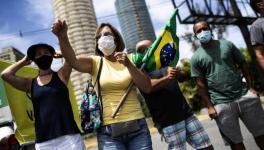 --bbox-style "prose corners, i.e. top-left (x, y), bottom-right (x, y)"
top-left (224, 26), bottom-right (246, 48)
top-left (0, 32), bottom-right (63, 69)
top-left (2, 0), bottom-right (244, 63)
top-left (93, 0), bottom-right (116, 18)
top-left (93, 0), bottom-right (178, 36)
top-left (146, 0), bottom-right (174, 25)
top-left (92, 0), bottom-right (194, 59)
top-left (0, 36), bottom-right (32, 54)
top-left (24, 0), bottom-right (54, 28)
top-left (93, 0), bottom-right (121, 30)
top-left (179, 40), bottom-right (193, 59)
top-left (0, 24), bottom-right (31, 54)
